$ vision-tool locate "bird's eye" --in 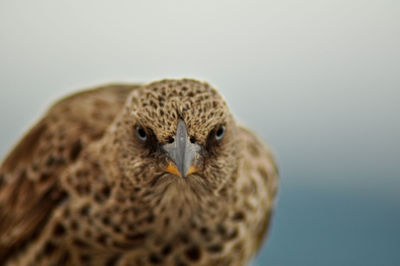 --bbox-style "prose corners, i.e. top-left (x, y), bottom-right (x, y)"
top-left (215, 125), bottom-right (226, 141)
top-left (136, 126), bottom-right (147, 142)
